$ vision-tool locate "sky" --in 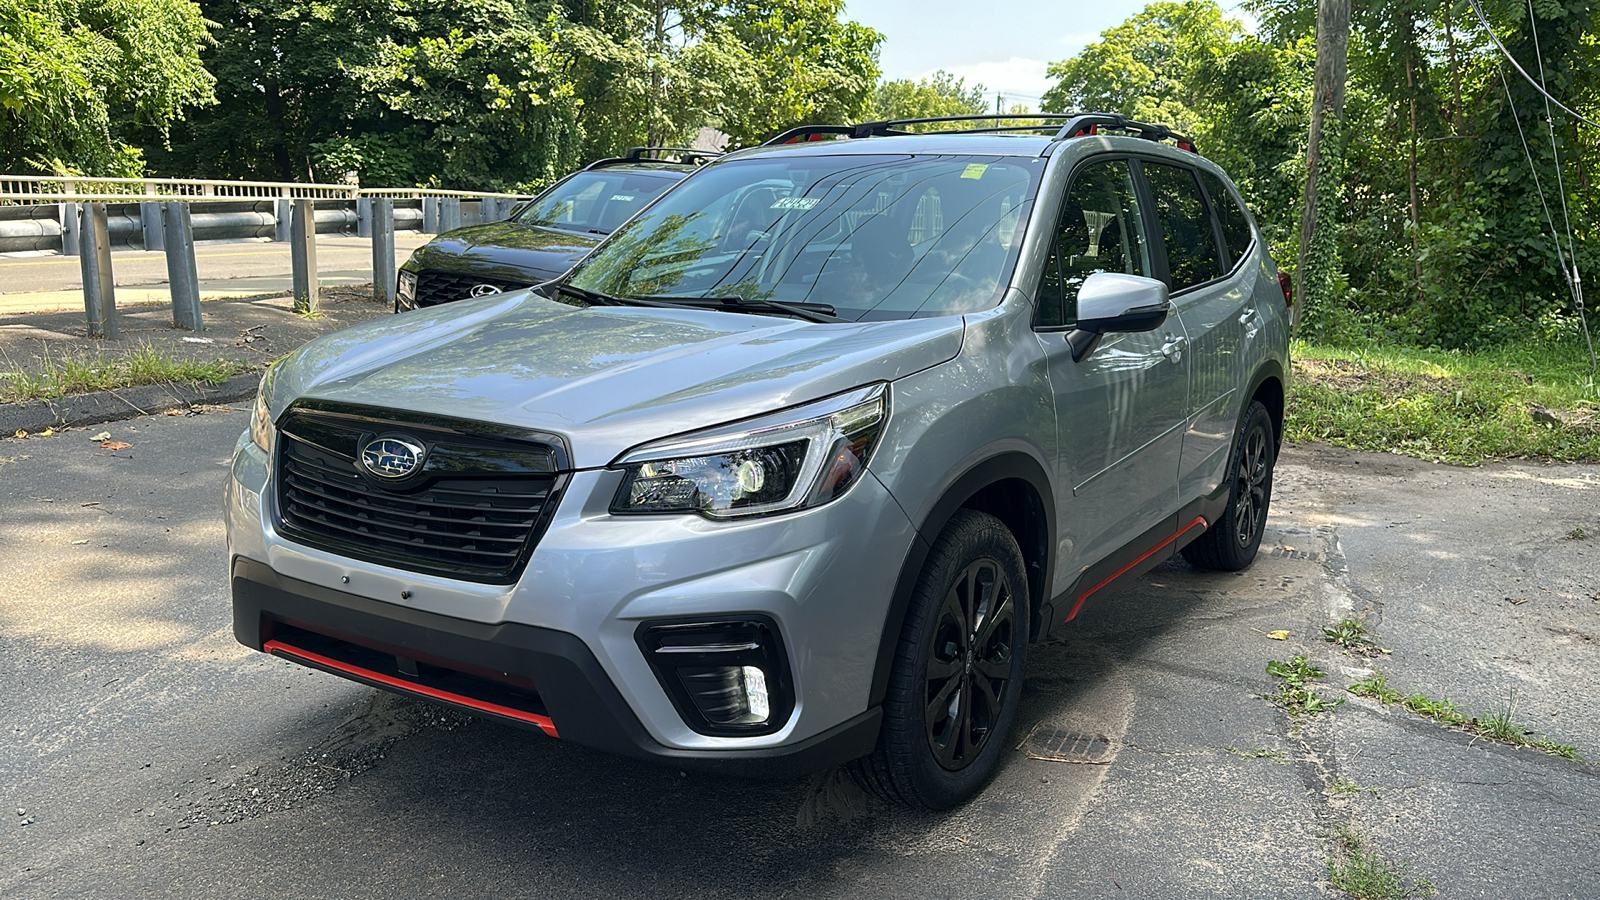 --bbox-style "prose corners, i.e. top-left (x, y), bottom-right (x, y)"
top-left (842, 0), bottom-right (1253, 108)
